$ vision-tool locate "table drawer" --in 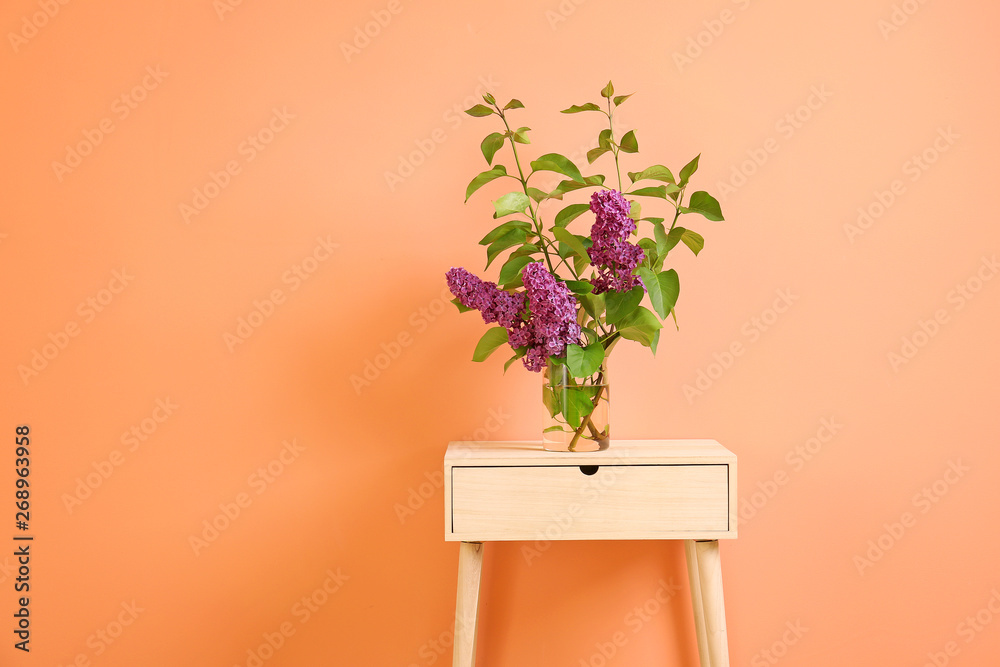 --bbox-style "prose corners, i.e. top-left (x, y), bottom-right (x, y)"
top-left (448, 463), bottom-right (730, 541)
